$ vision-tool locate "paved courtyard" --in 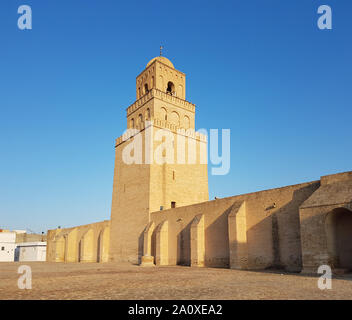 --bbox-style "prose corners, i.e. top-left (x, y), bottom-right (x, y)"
top-left (1, 262), bottom-right (352, 300)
